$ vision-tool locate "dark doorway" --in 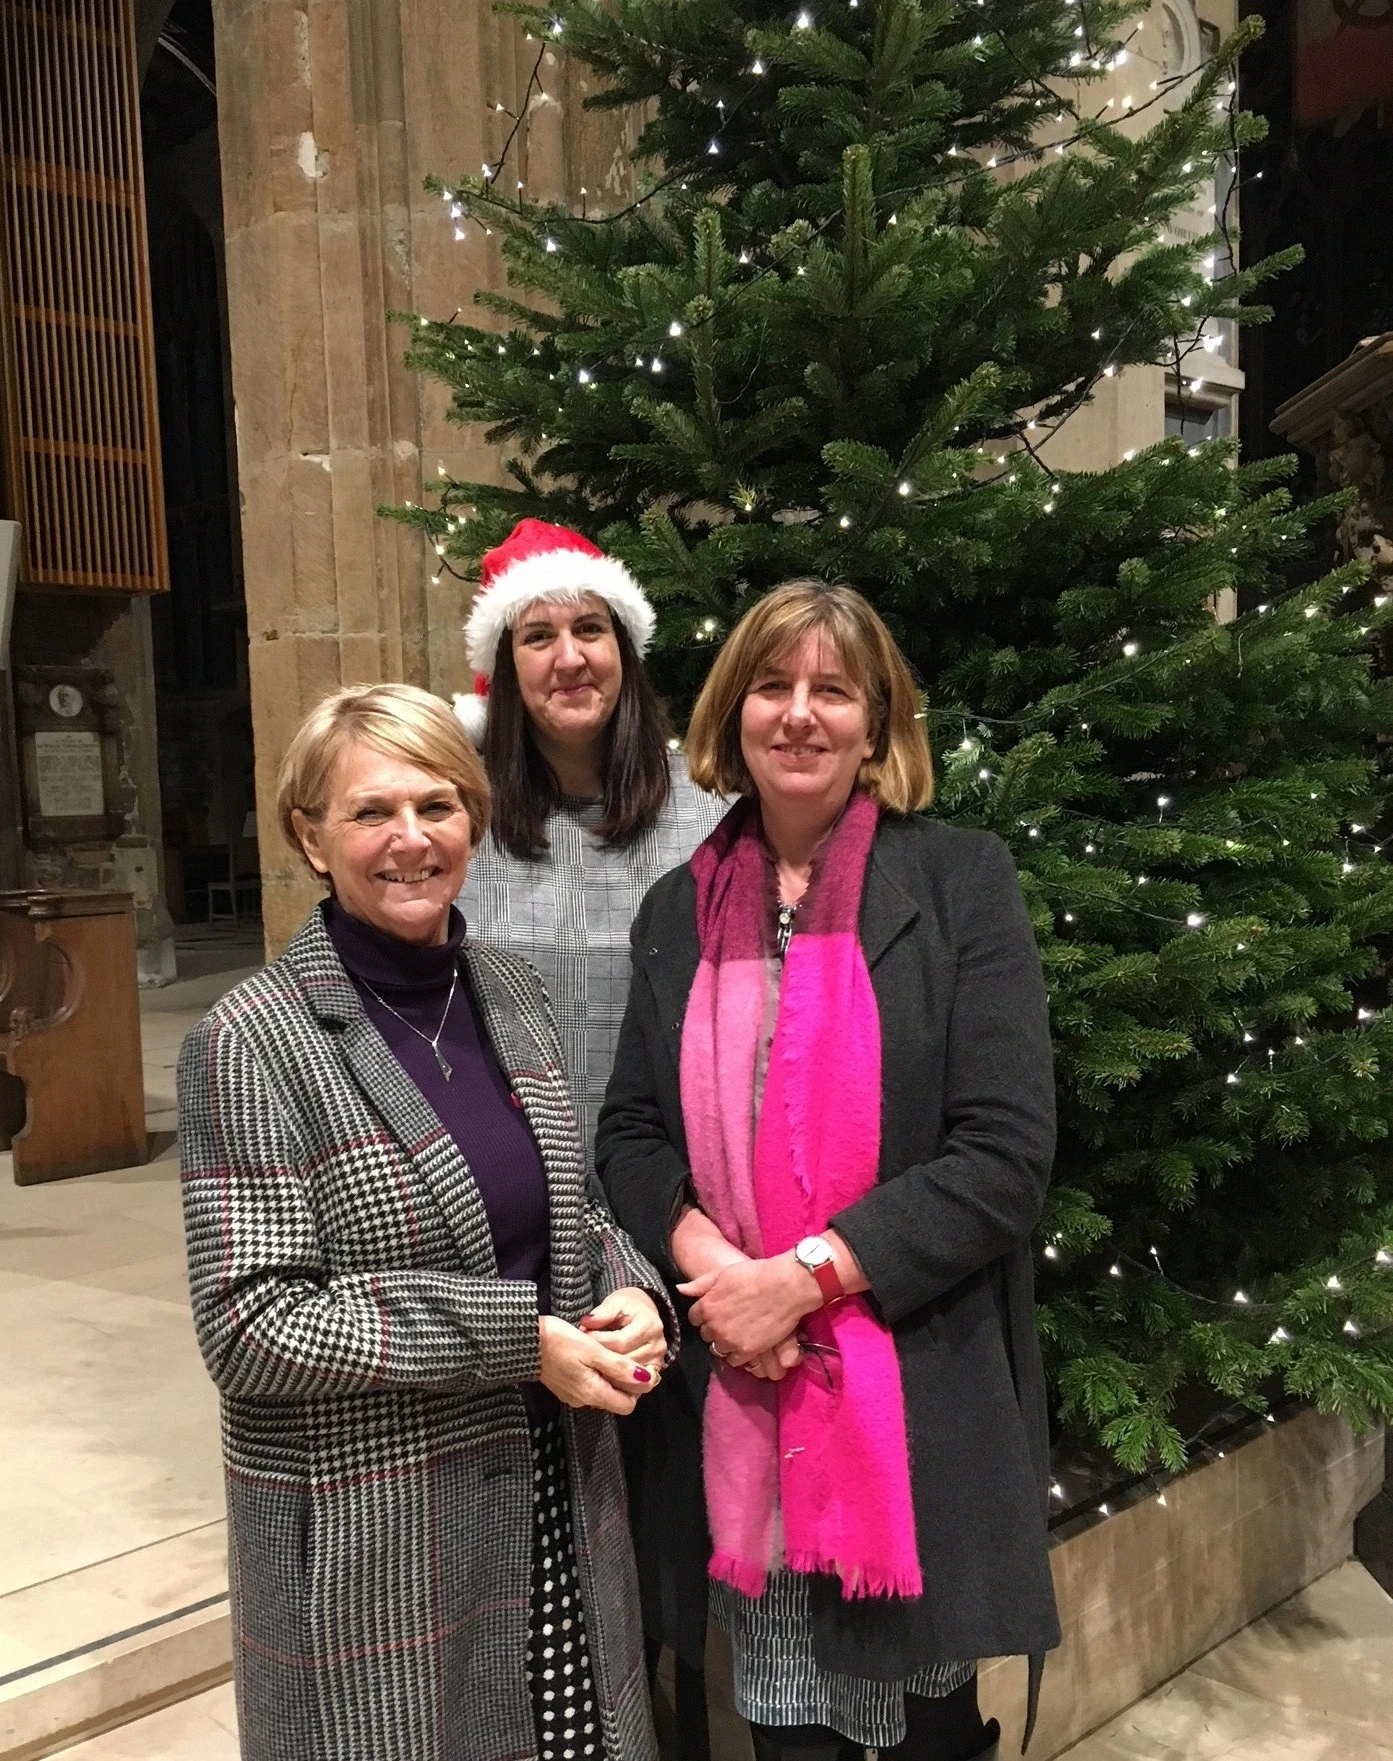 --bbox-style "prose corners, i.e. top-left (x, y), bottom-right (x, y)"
top-left (1239, 1), bottom-right (1393, 478)
top-left (141, 0), bottom-right (260, 942)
